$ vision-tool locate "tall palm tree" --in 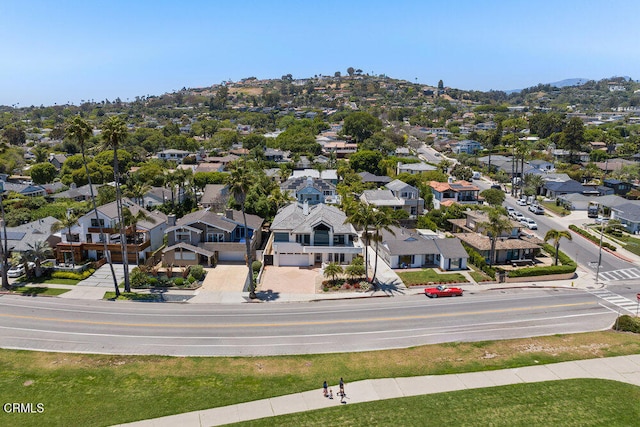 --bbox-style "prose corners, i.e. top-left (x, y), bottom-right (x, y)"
top-left (370, 208), bottom-right (398, 285)
top-left (125, 182), bottom-right (151, 208)
top-left (478, 207), bottom-right (513, 266)
top-left (227, 160), bottom-right (257, 299)
top-left (0, 190), bottom-right (10, 290)
top-left (66, 115), bottom-right (119, 295)
top-left (51, 212), bottom-right (80, 268)
top-left (344, 201), bottom-right (375, 282)
top-left (26, 240), bottom-right (53, 278)
top-left (121, 206), bottom-right (156, 267)
top-left (544, 229), bottom-right (572, 266)
top-left (102, 116), bottom-right (130, 292)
